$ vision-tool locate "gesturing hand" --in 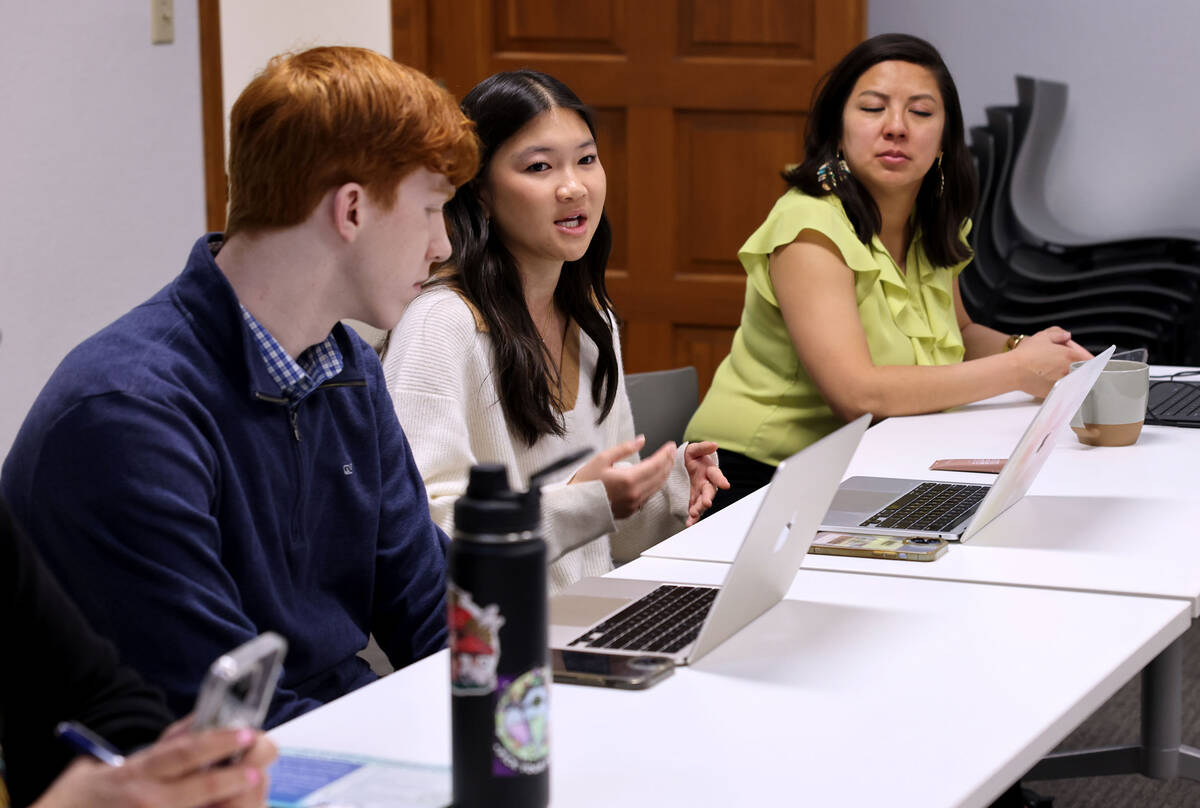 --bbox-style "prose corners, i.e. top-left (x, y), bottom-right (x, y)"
top-left (682, 441), bottom-right (729, 526)
top-left (570, 435), bottom-right (676, 519)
